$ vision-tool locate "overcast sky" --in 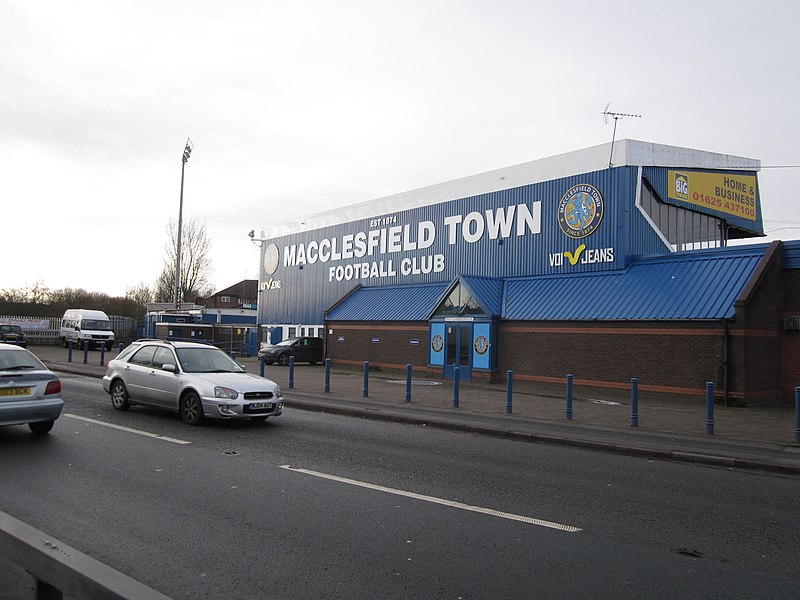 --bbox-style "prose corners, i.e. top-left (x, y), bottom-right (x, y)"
top-left (2, 0), bottom-right (798, 298)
